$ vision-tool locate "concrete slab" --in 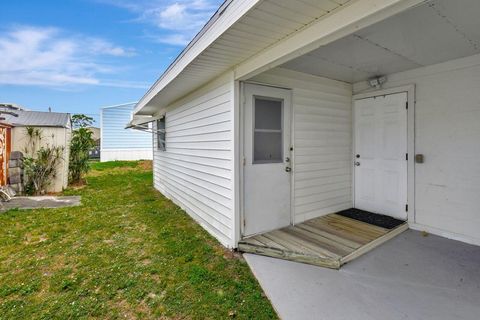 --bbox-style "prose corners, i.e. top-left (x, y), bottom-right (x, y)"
top-left (0, 196), bottom-right (81, 211)
top-left (244, 230), bottom-right (480, 320)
